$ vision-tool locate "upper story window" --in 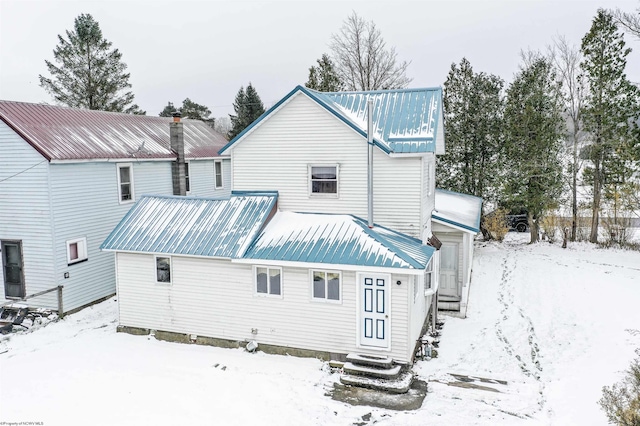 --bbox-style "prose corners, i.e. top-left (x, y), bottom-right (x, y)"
top-left (117, 163), bottom-right (134, 204)
top-left (66, 237), bottom-right (88, 265)
top-left (309, 165), bottom-right (338, 196)
top-left (215, 160), bottom-right (223, 189)
top-left (185, 162), bottom-right (191, 193)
